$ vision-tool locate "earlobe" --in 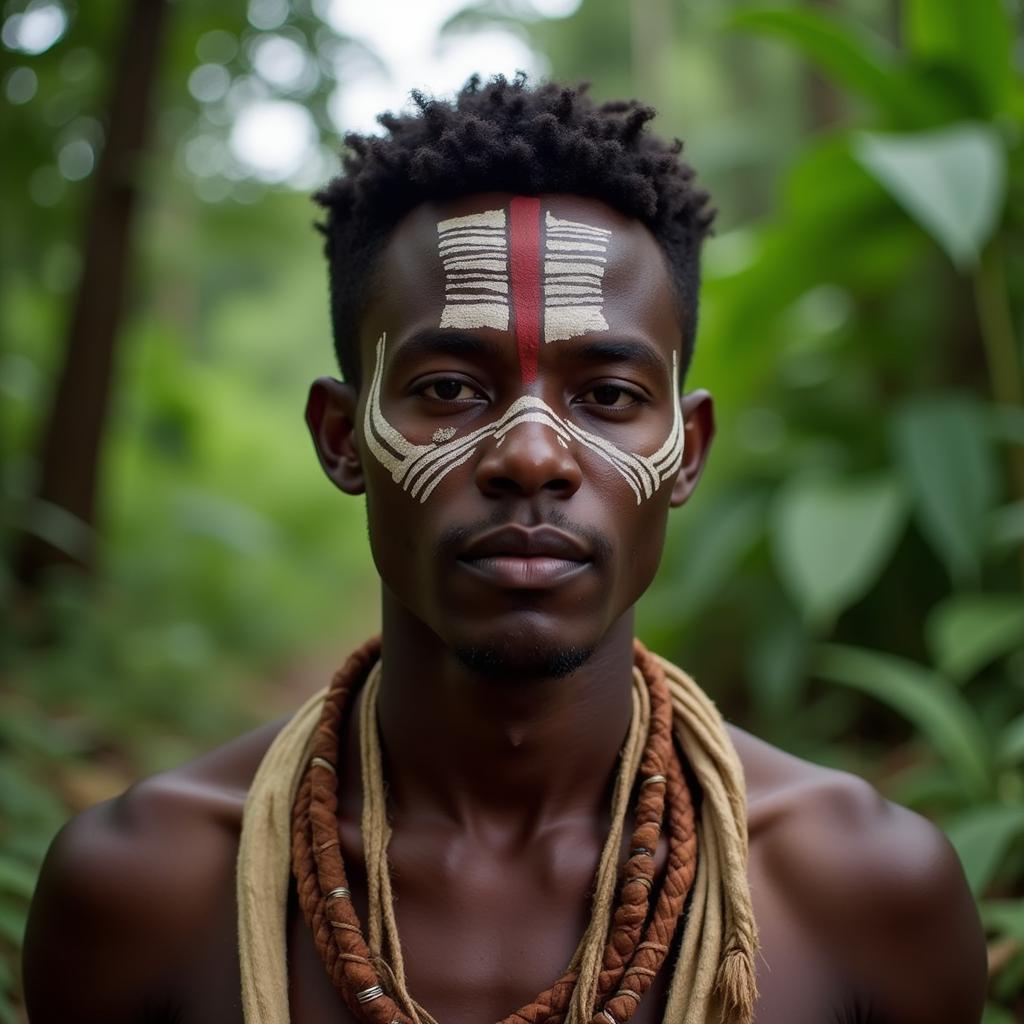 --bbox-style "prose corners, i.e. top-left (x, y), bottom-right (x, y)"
top-left (305, 377), bottom-right (366, 495)
top-left (669, 390), bottom-right (715, 508)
